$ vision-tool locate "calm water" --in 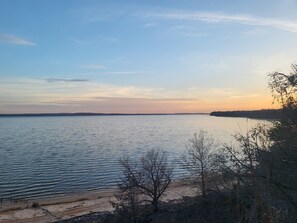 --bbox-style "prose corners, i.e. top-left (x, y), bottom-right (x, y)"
top-left (0, 115), bottom-right (267, 199)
